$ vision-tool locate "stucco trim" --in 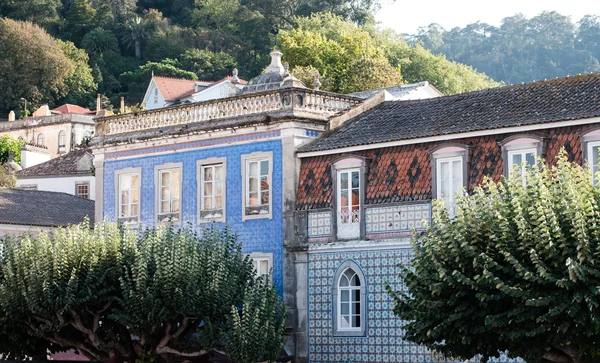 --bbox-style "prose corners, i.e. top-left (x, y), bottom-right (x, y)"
top-left (499, 134), bottom-right (545, 177)
top-left (196, 157), bottom-right (227, 224)
top-left (114, 167), bottom-right (142, 225)
top-left (154, 162), bottom-right (184, 226)
top-left (430, 145), bottom-right (470, 201)
top-left (331, 260), bottom-right (367, 337)
top-left (241, 151), bottom-right (274, 221)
